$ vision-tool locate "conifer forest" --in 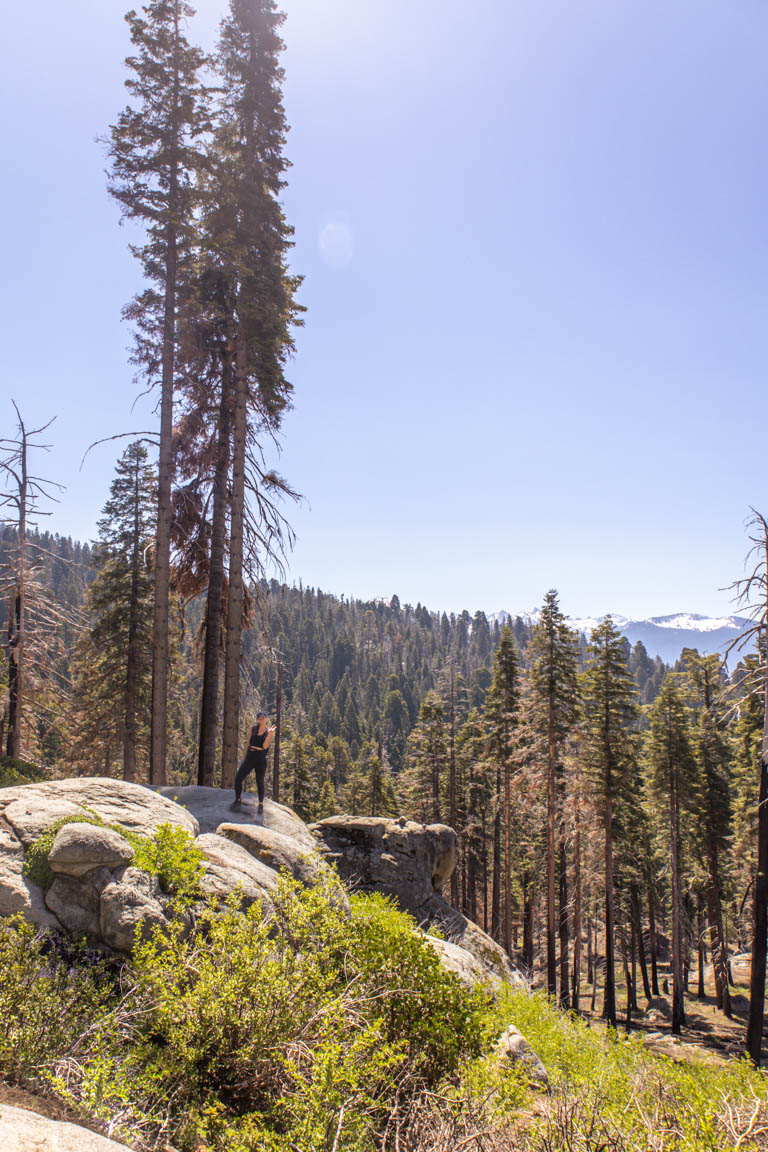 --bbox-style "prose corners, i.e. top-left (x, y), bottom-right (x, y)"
top-left (3, 2), bottom-right (768, 1149)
